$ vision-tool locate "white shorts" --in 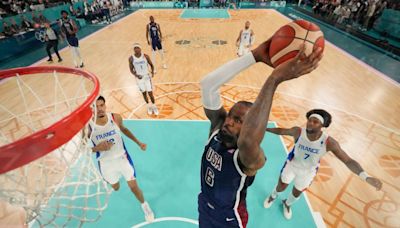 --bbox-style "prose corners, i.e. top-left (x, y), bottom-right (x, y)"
top-left (237, 45), bottom-right (250, 57)
top-left (136, 74), bottom-right (152, 92)
top-left (98, 153), bottom-right (136, 185)
top-left (280, 161), bottom-right (318, 191)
